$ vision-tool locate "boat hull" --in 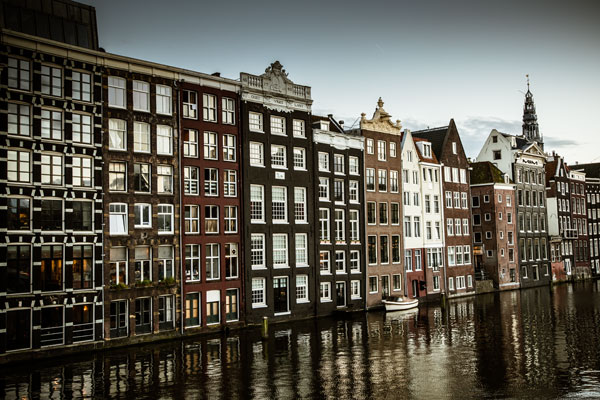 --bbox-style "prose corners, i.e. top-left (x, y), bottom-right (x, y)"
top-left (382, 299), bottom-right (419, 311)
